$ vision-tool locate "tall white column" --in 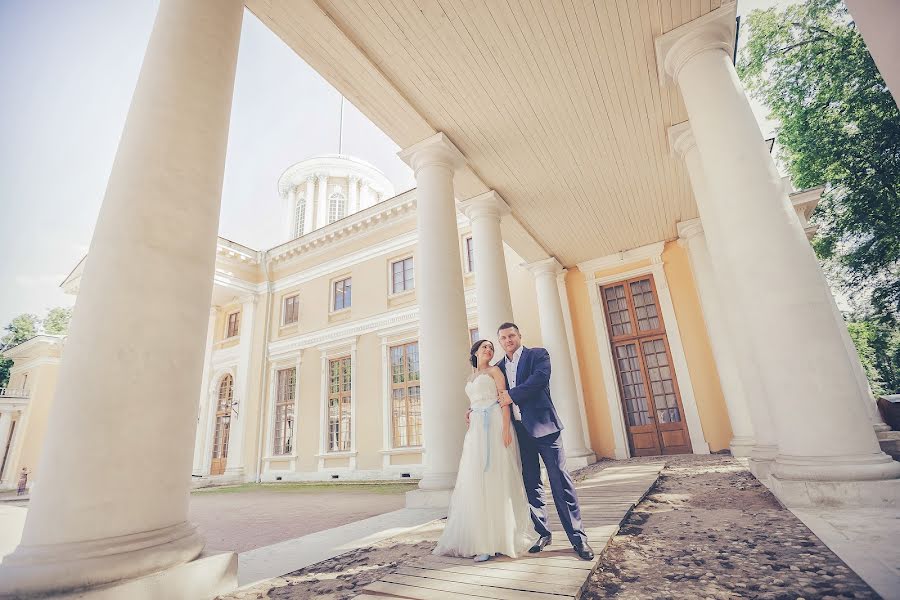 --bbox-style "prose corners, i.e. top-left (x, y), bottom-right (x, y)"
top-left (0, 1), bottom-right (244, 594)
top-left (316, 173), bottom-right (329, 228)
top-left (677, 220), bottom-right (756, 457)
top-left (348, 174), bottom-right (360, 215)
top-left (226, 295), bottom-right (257, 477)
top-left (525, 258), bottom-right (596, 467)
top-left (457, 191), bottom-right (514, 337)
top-left (670, 123), bottom-right (779, 475)
top-left (193, 307), bottom-right (219, 474)
top-left (657, 6), bottom-right (899, 493)
top-left (303, 175), bottom-right (316, 235)
top-left (284, 187), bottom-right (296, 240)
top-left (399, 133), bottom-right (470, 506)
